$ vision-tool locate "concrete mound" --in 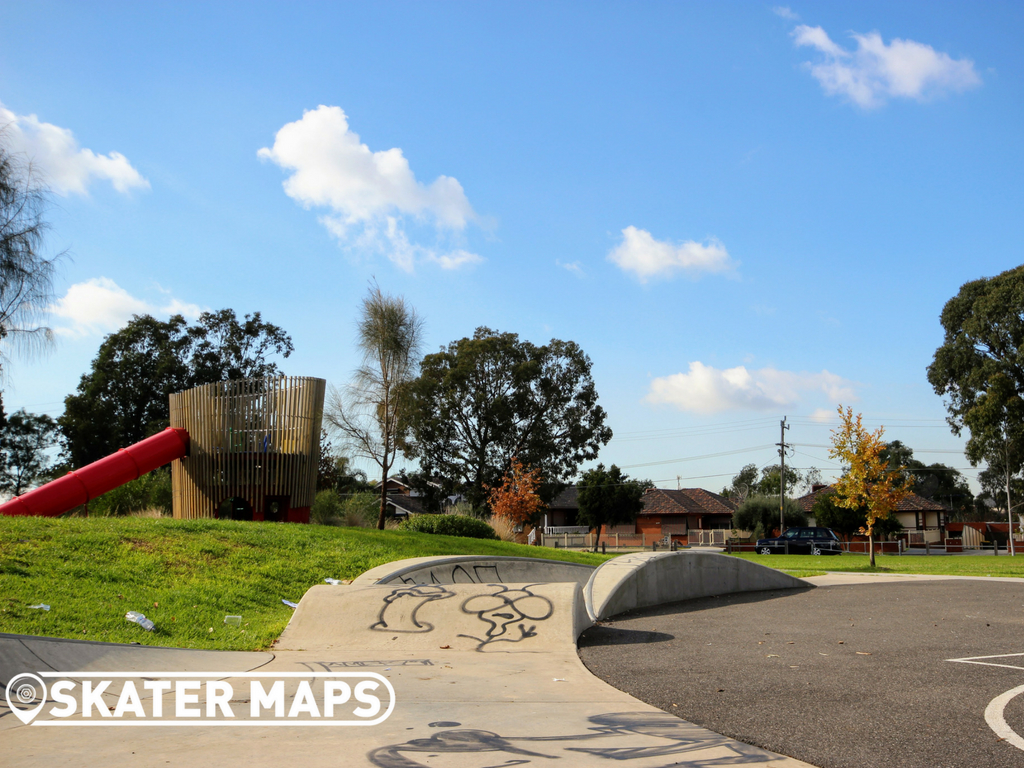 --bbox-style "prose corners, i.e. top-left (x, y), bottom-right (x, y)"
top-left (276, 582), bottom-right (592, 653)
top-left (586, 550), bottom-right (808, 620)
top-left (351, 555), bottom-right (595, 587)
